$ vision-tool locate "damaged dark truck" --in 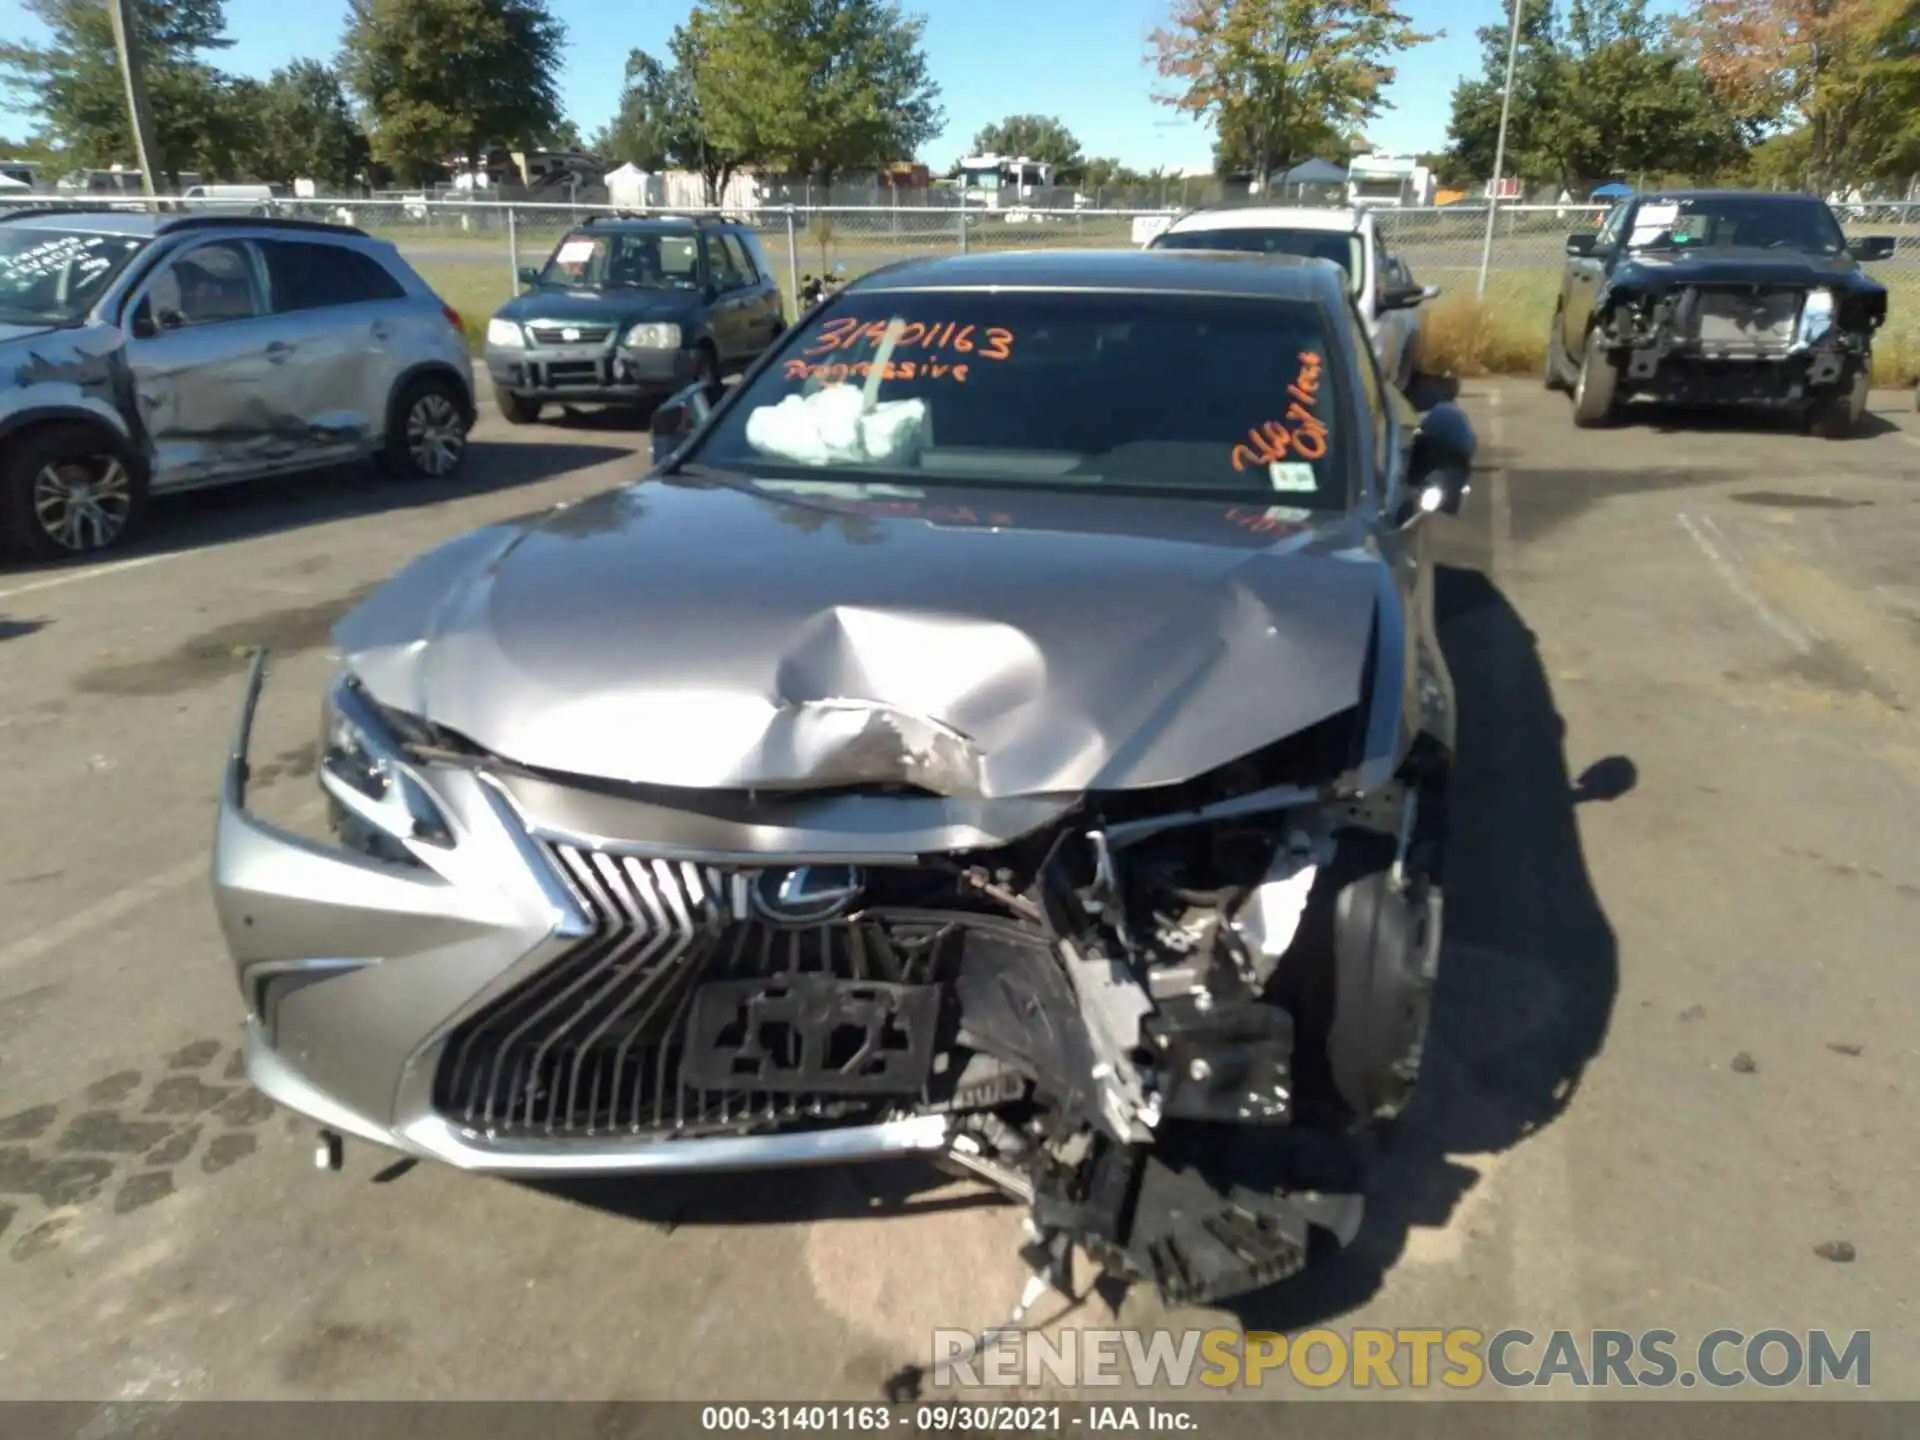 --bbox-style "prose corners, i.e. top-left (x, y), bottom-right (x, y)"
top-left (1545, 189), bottom-right (1893, 435)
top-left (210, 250), bottom-right (1474, 1315)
